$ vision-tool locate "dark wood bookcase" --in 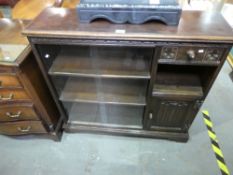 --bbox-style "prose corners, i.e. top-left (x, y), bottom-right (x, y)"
top-left (23, 8), bottom-right (233, 142)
